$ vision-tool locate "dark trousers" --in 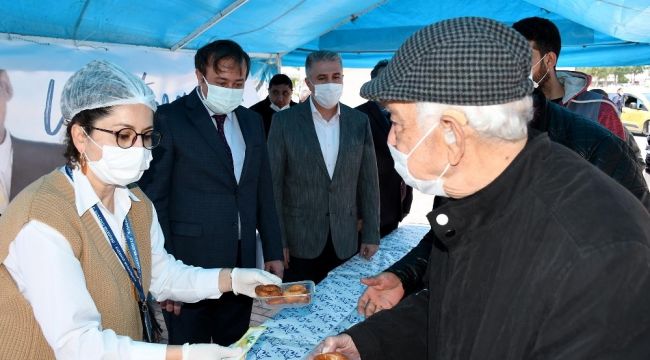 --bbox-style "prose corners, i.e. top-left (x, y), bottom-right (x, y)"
top-left (164, 294), bottom-right (253, 346)
top-left (380, 222), bottom-right (399, 237)
top-left (164, 242), bottom-right (252, 346)
top-left (284, 231), bottom-right (349, 284)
